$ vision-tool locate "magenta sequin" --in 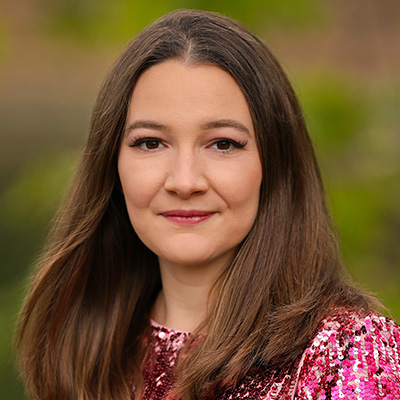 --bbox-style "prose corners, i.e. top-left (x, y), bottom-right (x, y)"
top-left (138, 310), bottom-right (400, 399)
